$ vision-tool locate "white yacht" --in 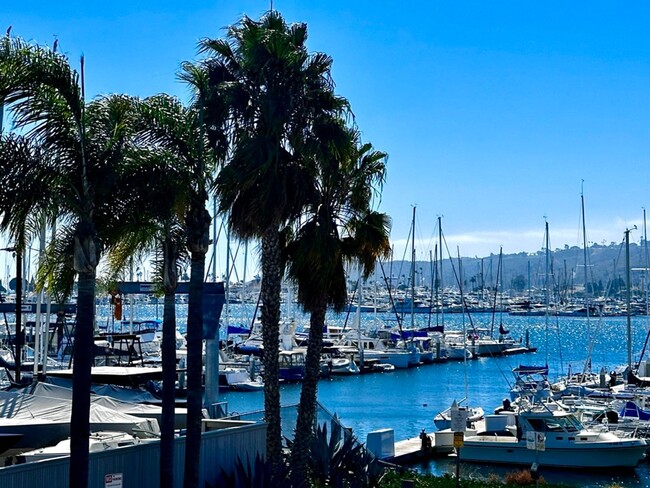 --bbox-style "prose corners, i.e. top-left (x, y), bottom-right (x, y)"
top-left (459, 404), bottom-right (647, 469)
